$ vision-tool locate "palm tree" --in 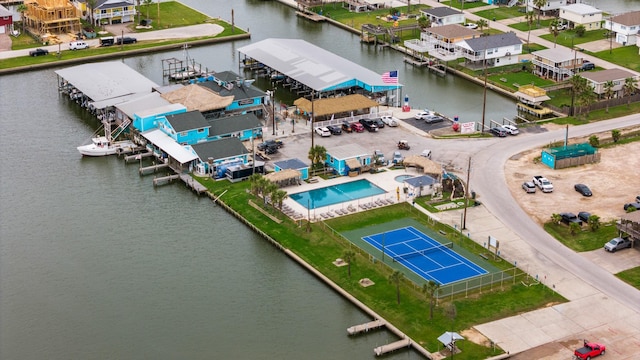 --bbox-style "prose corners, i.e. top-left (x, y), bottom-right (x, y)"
top-left (308, 145), bottom-right (327, 171)
top-left (569, 222), bottom-right (581, 235)
top-left (272, 189), bottom-right (288, 210)
top-left (525, 11), bottom-right (535, 53)
top-left (577, 85), bottom-right (596, 118)
top-left (248, 173), bottom-right (262, 196)
top-left (549, 19), bottom-right (560, 48)
top-left (551, 213), bottom-right (562, 224)
top-left (417, 16), bottom-right (431, 30)
top-left (16, 3), bottom-right (27, 33)
top-left (611, 129), bottom-right (621, 143)
top-left (533, 0), bottom-right (546, 27)
top-left (587, 214), bottom-right (600, 232)
top-left (343, 250), bottom-right (356, 278)
top-left (422, 280), bottom-right (440, 320)
top-left (143, 0), bottom-right (153, 21)
top-left (389, 270), bottom-right (403, 304)
top-left (136, 0), bottom-right (141, 25)
top-left (476, 19), bottom-right (488, 34)
top-left (623, 77), bottom-right (637, 108)
top-left (264, 182), bottom-right (278, 207)
top-left (86, 0), bottom-right (97, 27)
top-left (602, 80), bottom-right (615, 113)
